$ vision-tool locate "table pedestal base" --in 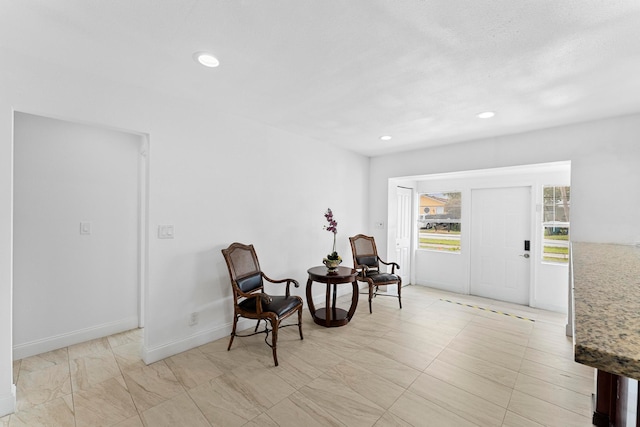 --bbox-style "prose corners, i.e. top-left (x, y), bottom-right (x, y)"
top-left (312, 307), bottom-right (349, 327)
